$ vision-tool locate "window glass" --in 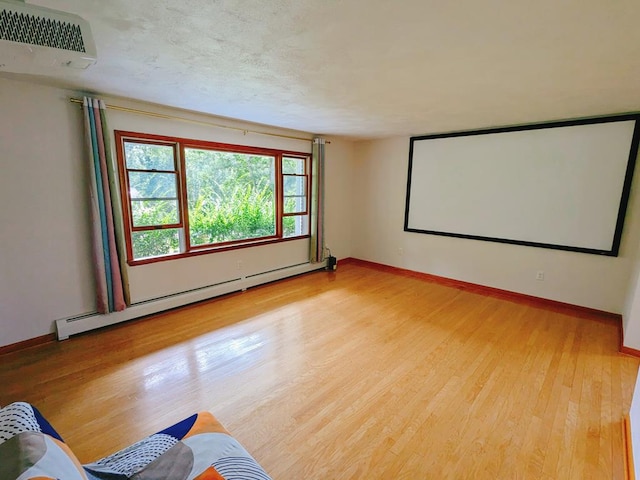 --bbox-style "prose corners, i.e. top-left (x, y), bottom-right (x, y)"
top-left (185, 148), bottom-right (276, 246)
top-left (284, 215), bottom-right (309, 238)
top-left (131, 229), bottom-right (181, 260)
top-left (284, 175), bottom-right (306, 196)
top-left (130, 200), bottom-right (180, 227)
top-left (128, 171), bottom-right (180, 227)
top-left (128, 172), bottom-right (178, 199)
top-left (124, 142), bottom-right (175, 170)
top-left (283, 157), bottom-right (304, 174)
